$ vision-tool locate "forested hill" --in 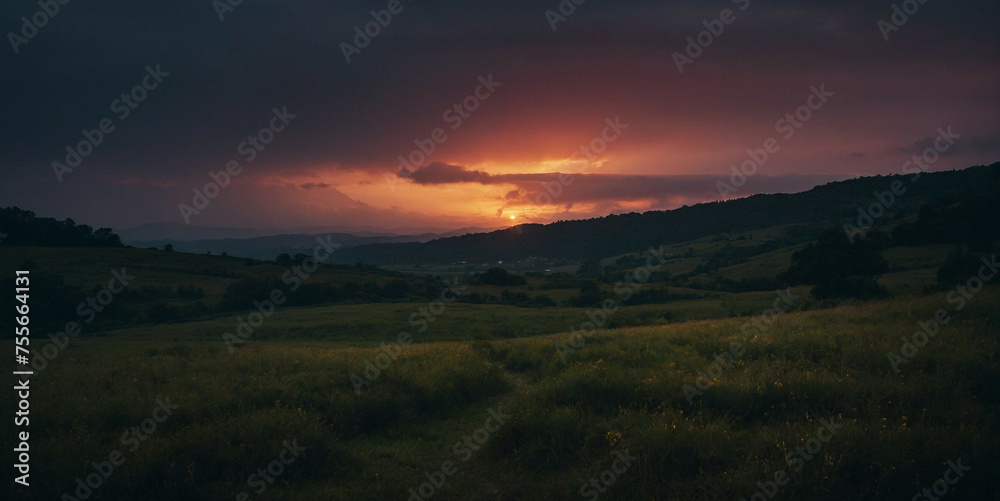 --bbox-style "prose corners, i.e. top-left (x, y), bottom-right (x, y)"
top-left (331, 163), bottom-right (1000, 266)
top-left (0, 207), bottom-right (123, 247)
